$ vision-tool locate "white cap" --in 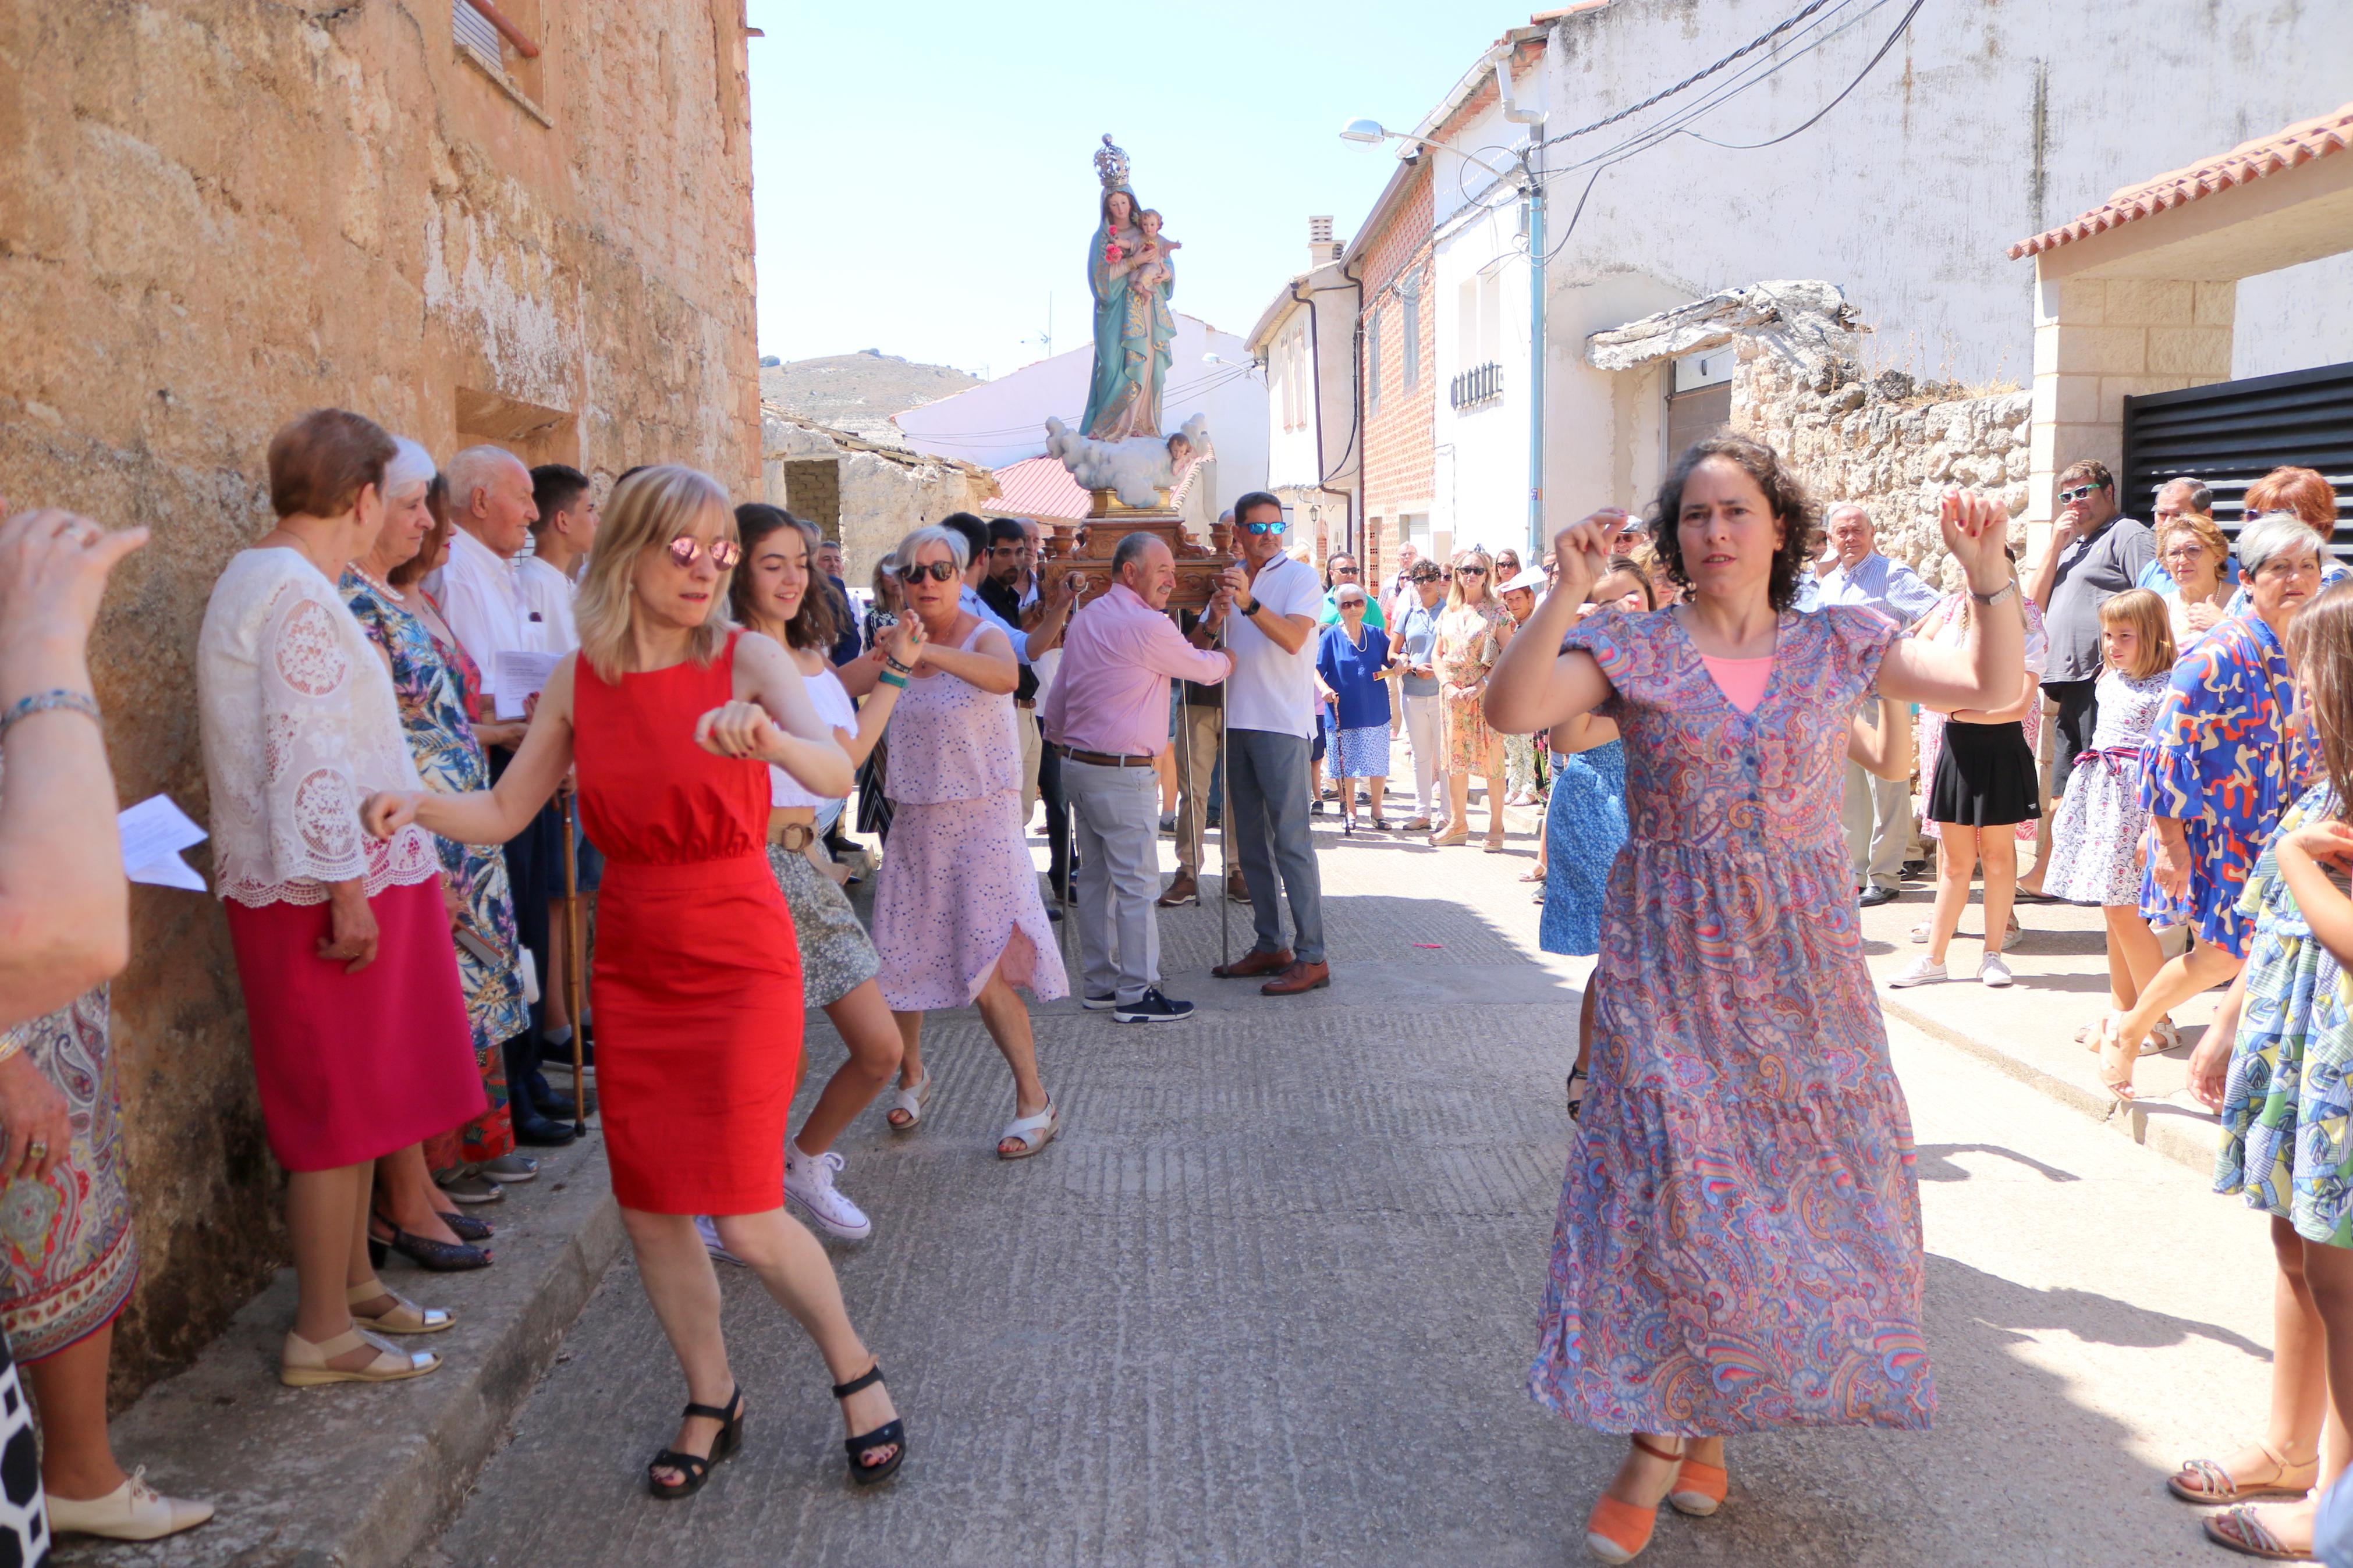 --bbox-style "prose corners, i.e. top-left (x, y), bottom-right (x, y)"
top-left (1502, 564), bottom-right (1548, 595)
